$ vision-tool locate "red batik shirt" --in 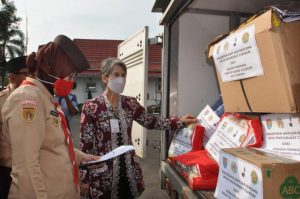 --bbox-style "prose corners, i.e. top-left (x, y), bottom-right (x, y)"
top-left (80, 94), bottom-right (184, 199)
